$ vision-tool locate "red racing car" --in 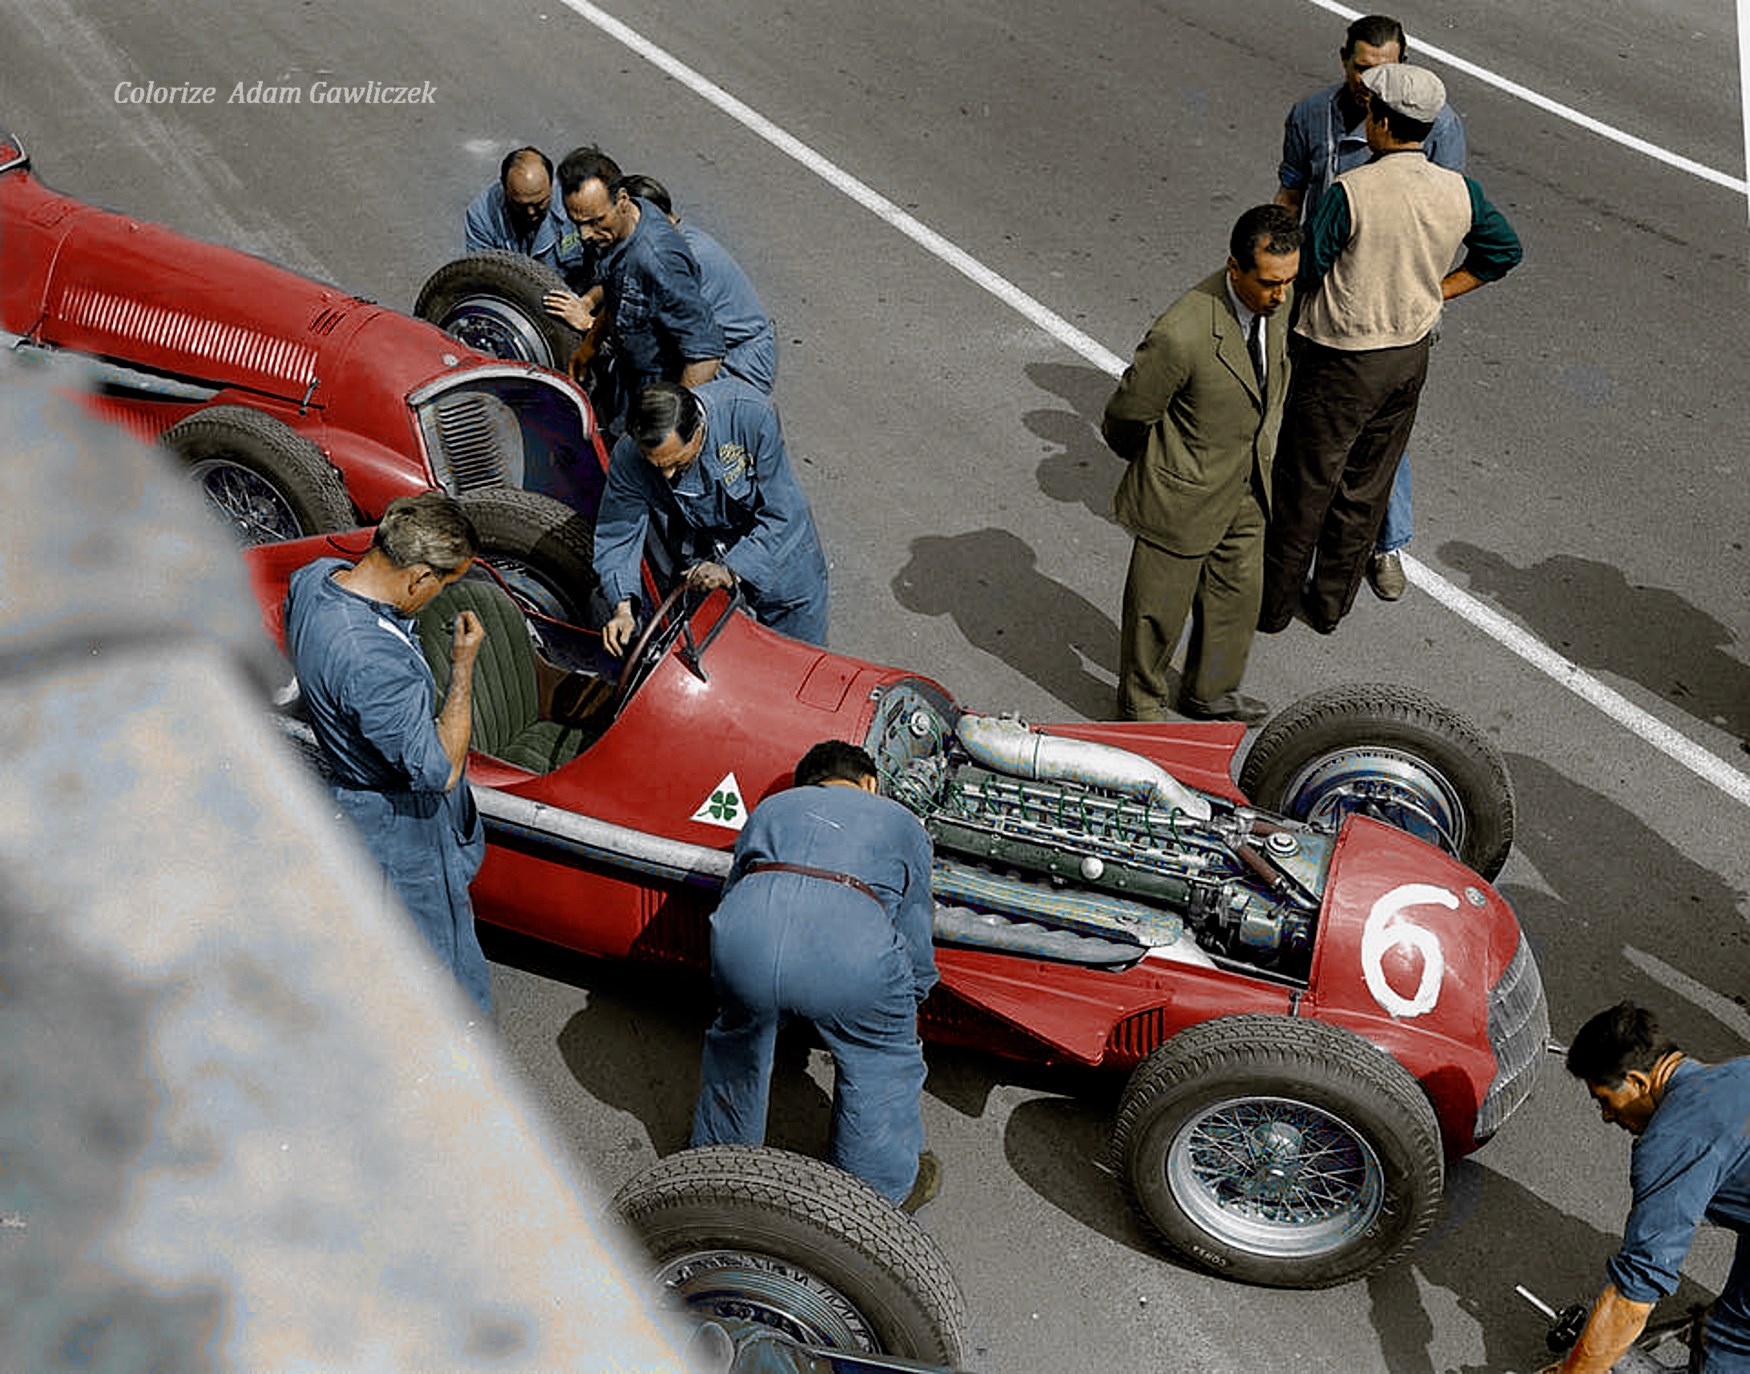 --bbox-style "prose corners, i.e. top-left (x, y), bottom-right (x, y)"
top-left (246, 528), bottom-right (1548, 1296)
top-left (0, 127), bottom-right (603, 617)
